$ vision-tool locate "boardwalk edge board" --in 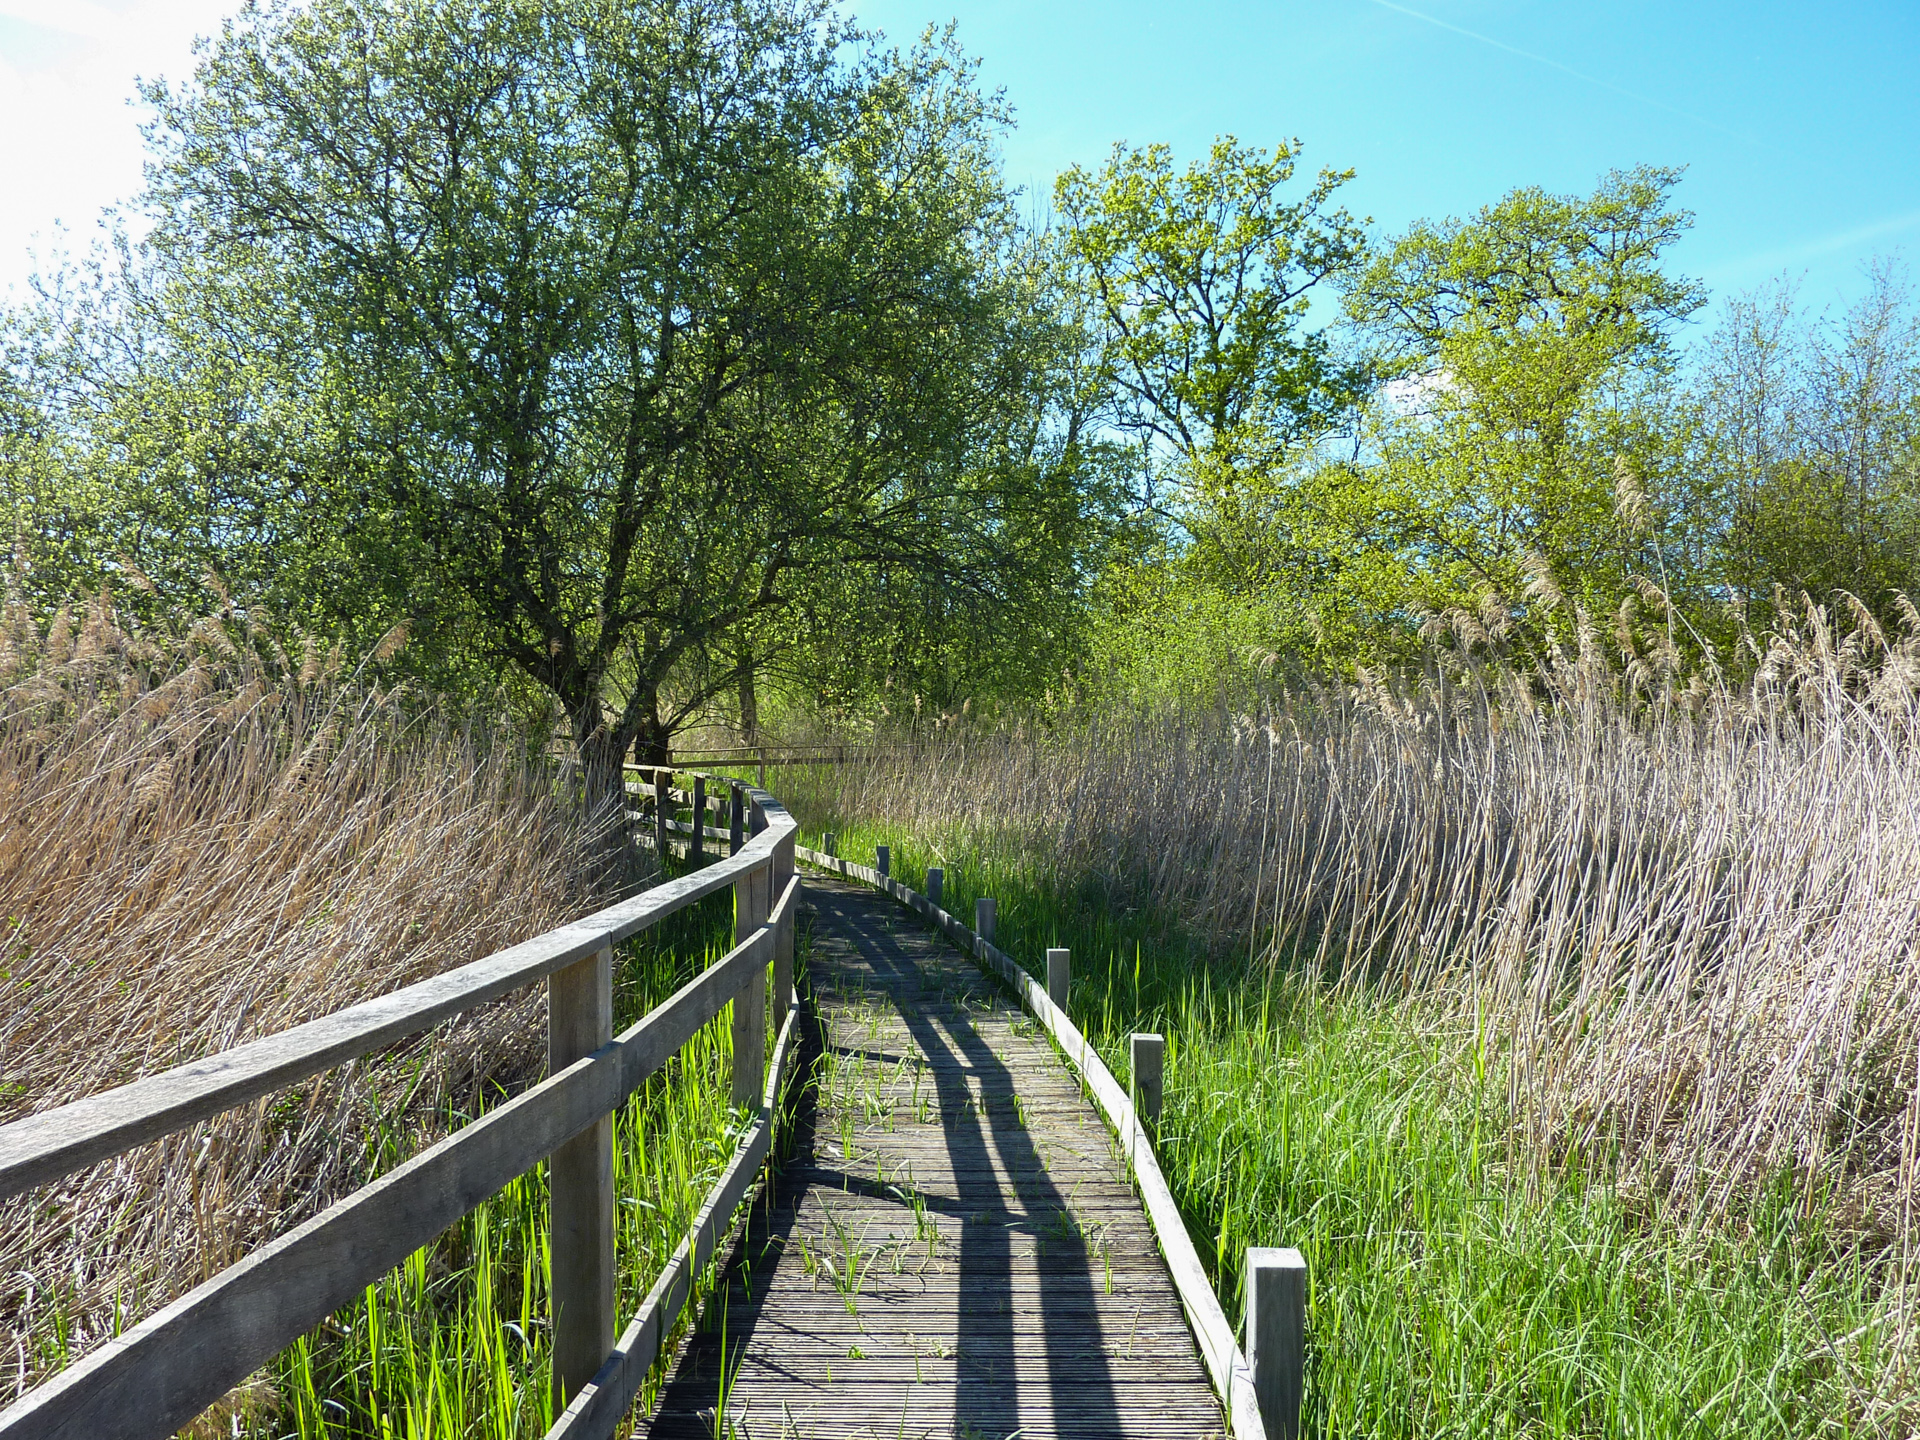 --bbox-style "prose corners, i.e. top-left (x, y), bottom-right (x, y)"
top-left (794, 844), bottom-right (1269, 1440)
